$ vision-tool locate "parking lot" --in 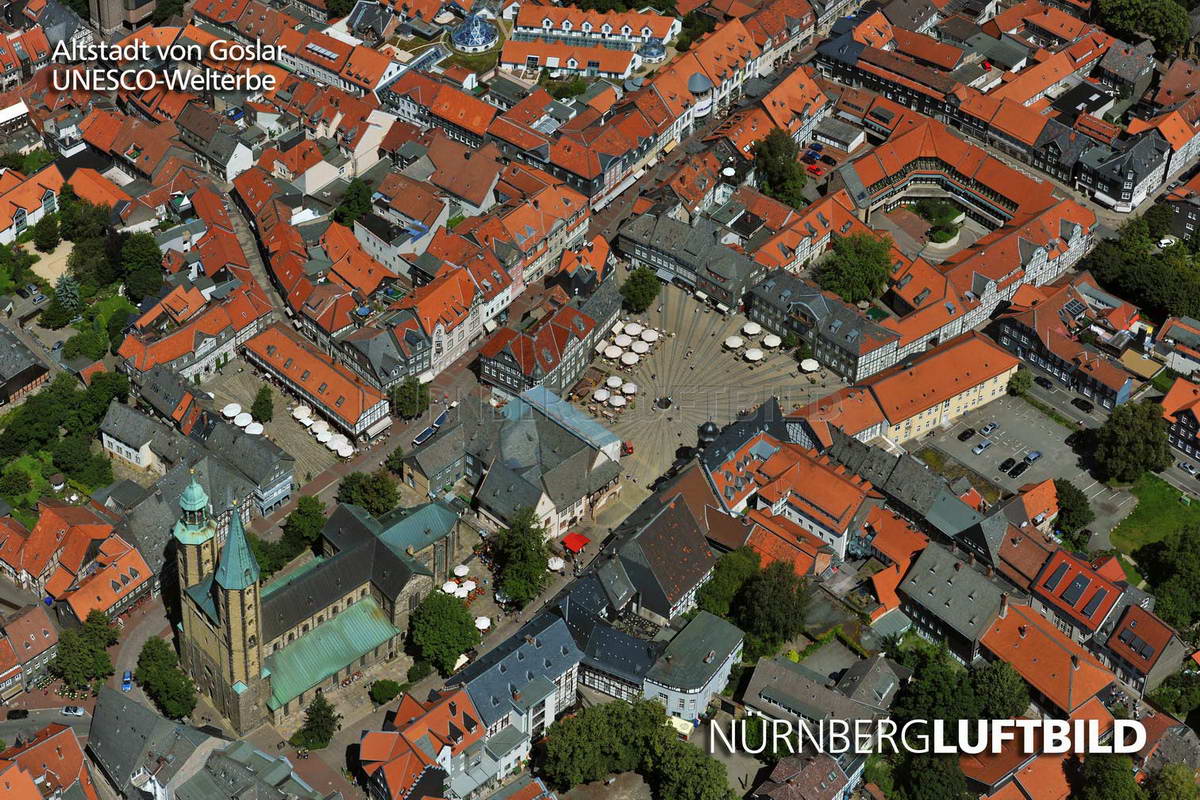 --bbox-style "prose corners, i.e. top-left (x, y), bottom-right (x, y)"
top-left (918, 395), bottom-right (1135, 548)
